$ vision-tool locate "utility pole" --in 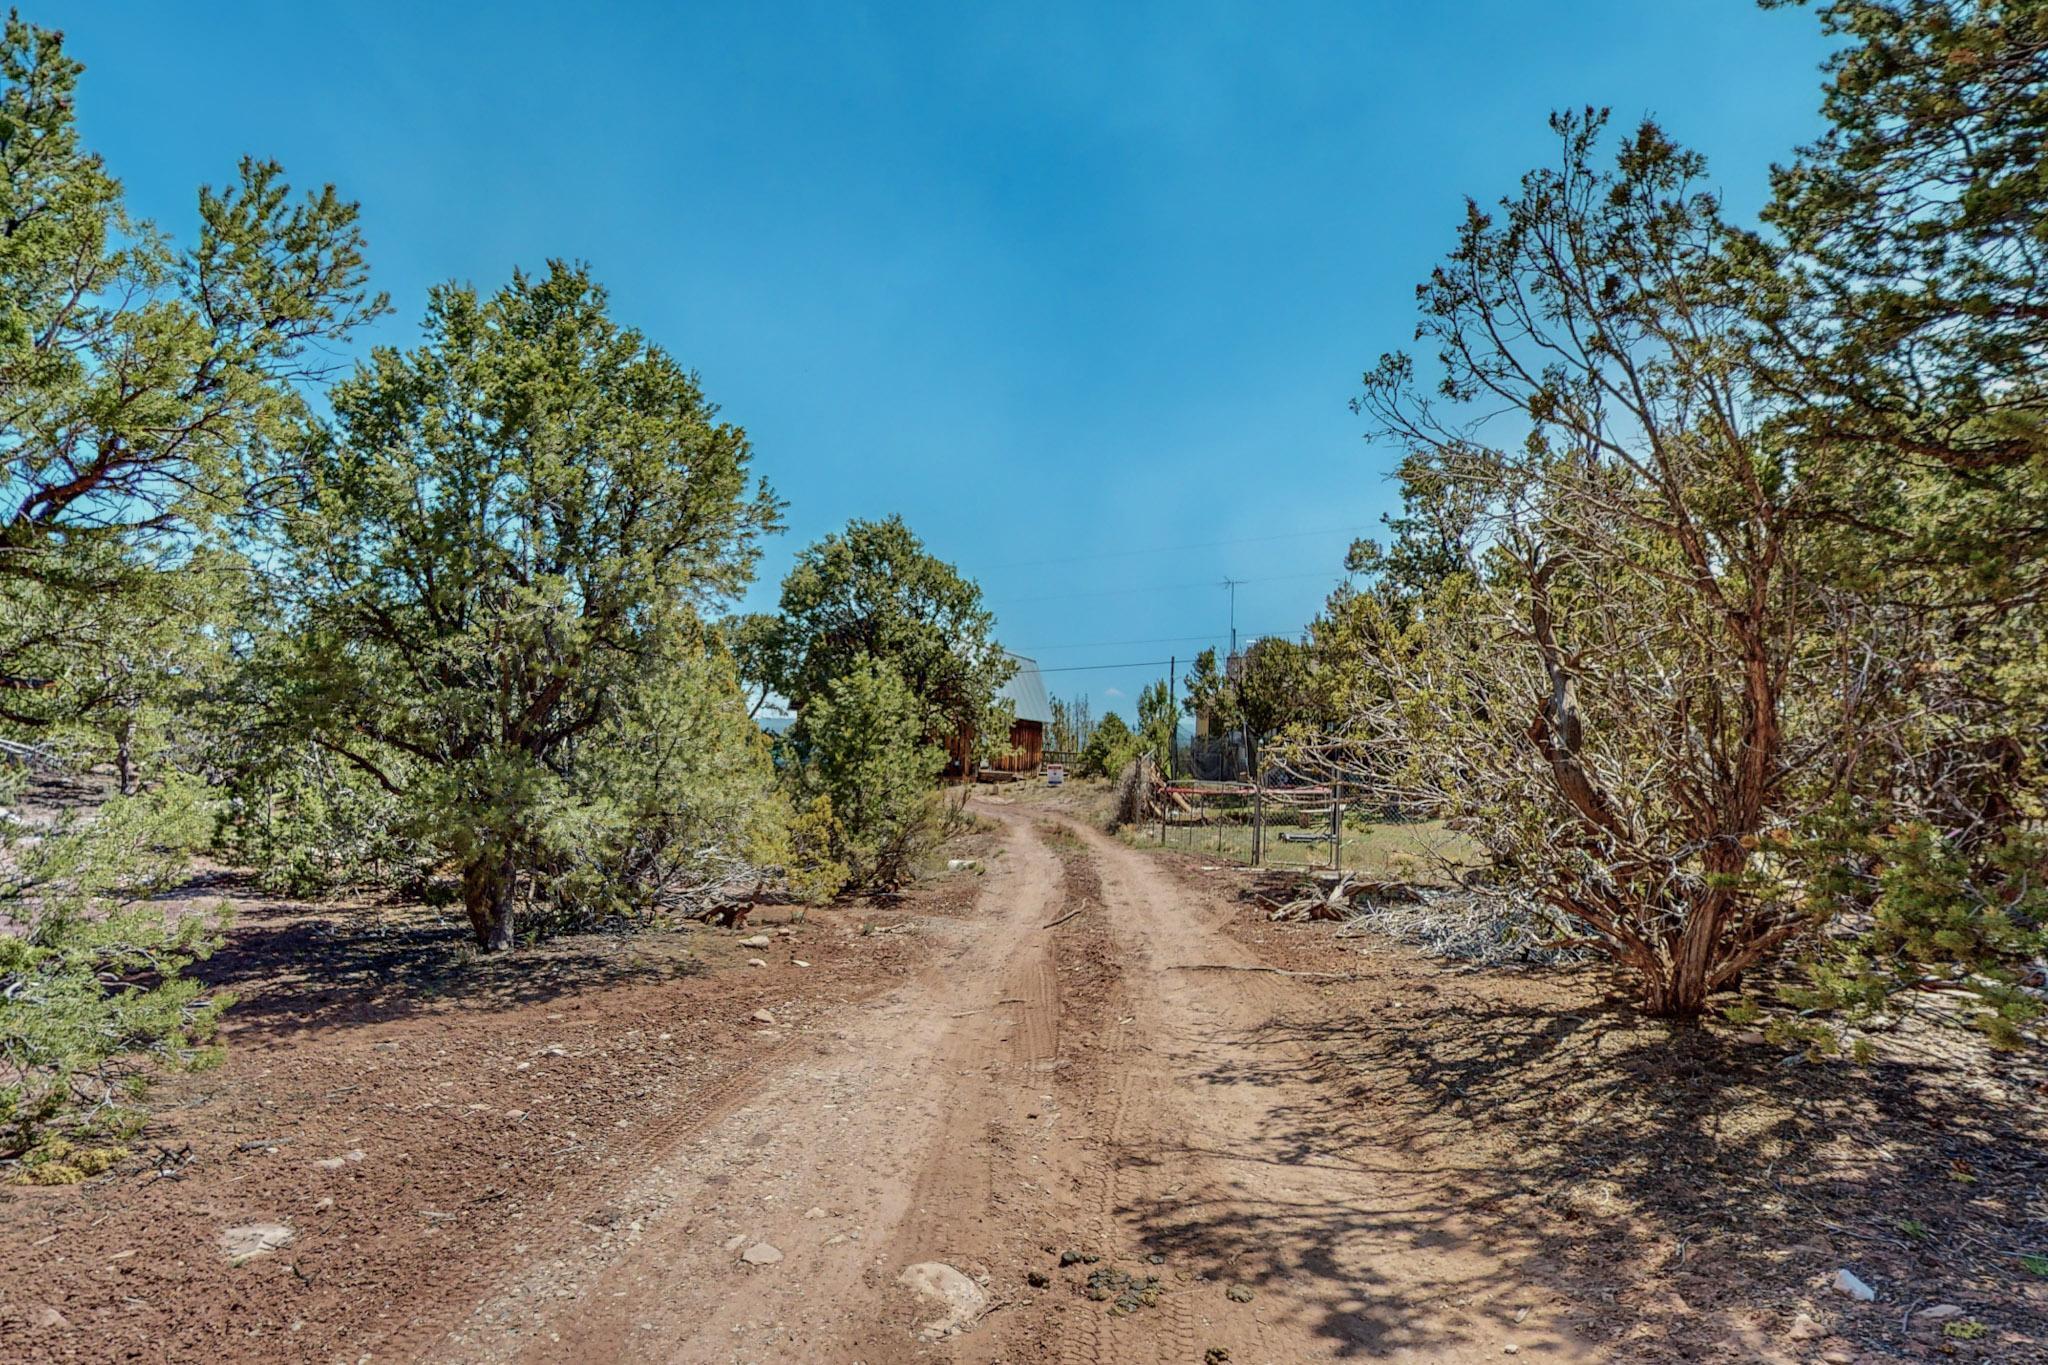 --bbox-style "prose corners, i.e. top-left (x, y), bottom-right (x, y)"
top-left (1167, 654), bottom-right (1176, 781)
top-left (1221, 576), bottom-right (1244, 783)
top-left (1220, 576), bottom-right (1240, 657)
